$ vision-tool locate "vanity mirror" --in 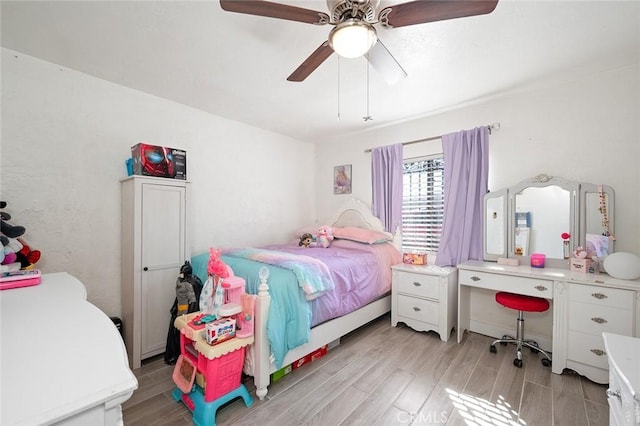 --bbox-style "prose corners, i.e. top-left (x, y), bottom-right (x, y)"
top-left (483, 174), bottom-right (614, 266)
